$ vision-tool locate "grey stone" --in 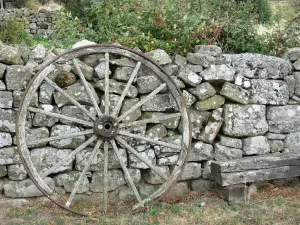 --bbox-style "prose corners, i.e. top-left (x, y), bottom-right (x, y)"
top-left (50, 125), bottom-right (85, 149)
top-left (120, 98), bottom-right (141, 122)
top-left (163, 64), bottom-right (179, 76)
top-left (110, 58), bottom-right (136, 68)
top-left (72, 59), bottom-right (94, 80)
top-left (176, 162), bottom-right (202, 181)
top-left (220, 82), bottom-right (250, 104)
top-left (129, 148), bottom-right (156, 169)
top-left (285, 48), bottom-right (300, 62)
top-left (214, 143), bottom-right (243, 161)
top-left (54, 82), bottom-right (100, 107)
top-left (174, 54), bottom-right (187, 66)
top-left (141, 93), bottom-right (178, 112)
top-left (201, 65), bottom-right (235, 83)
top-left (249, 80), bottom-right (289, 105)
top-left (72, 40), bottom-right (96, 49)
top-left (284, 132), bottom-right (300, 152)
top-left (138, 183), bottom-right (159, 197)
top-left (31, 147), bottom-right (73, 174)
top-left (235, 74), bottom-right (252, 89)
top-left (198, 108), bottom-right (223, 143)
top-left (0, 42), bottom-right (24, 65)
top-left (188, 82), bottom-right (216, 101)
top-left (171, 76), bottom-right (185, 89)
top-left (138, 65), bottom-right (157, 77)
top-left (54, 71), bottom-right (77, 88)
top-left (7, 164), bottom-right (27, 181)
top-left (186, 64), bottom-right (203, 73)
top-left (158, 135), bottom-right (182, 154)
top-left (194, 95), bottom-right (225, 111)
top-left (144, 49), bottom-right (172, 65)
top-left (29, 44), bottom-right (46, 63)
top-left (3, 178), bottom-right (54, 198)
top-left (141, 112), bottom-right (180, 129)
top-left (186, 53), bottom-right (216, 67)
top-left (191, 179), bottom-right (214, 193)
top-left (243, 136), bottom-right (270, 155)
top-left (5, 65), bottom-right (33, 90)
top-left (267, 105), bottom-right (300, 133)
top-left (224, 53), bottom-right (292, 79)
top-left (202, 161), bottom-right (212, 180)
top-left (54, 171), bottom-right (89, 193)
top-left (219, 135), bottom-right (242, 149)
top-left (179, 108), bottom-right (210, 139)
top-left (269, 140), bottom-right (284, 153)
top-left (25, 59), bottom-right (39, 69)
top-left (0, 109), bottom-right (16, 132)
top-left (266, 133), bottom-right (286, 140)
top-left (90, 169), bottom-right (139, 192)
top-left (75, 147), bottom-right (127, 171)
top-left (39, 82), bottom-right (54, 104)
top-left (136, 75), bottom-right (165, 94)
top-left (0, 147), bottom-right (20, 165)
top-left (0, 132), bottom-right (12, 148)
top-left (182, 90), bottom-right (197, 106)
top-left (99, 94), bottom-right (120, 114)
top-left (284, 75), bottom-right (295, 98)
top-left (177, 67), bottom-right (202, 87)
top-left (293, 58), bottom-right (300, 70)
top-left (222, 104), bottom-right (268, 137)
top-left (0, 166), bottom-right (7, 178)
top-left (195, 45), bottom-right (222, 57)
top-left (112, 66), bottom-right (132, 82)
top-left (95, 79), bottom-right (138, 98)
top-left (163, 182), bottom-right (189, 200)
top-left (33, 105), bottom-right (59, 127)
top-left (48, 64), bottom-right (72, 81)
top-left (94, 60), bottom-right (111, 80)
top-left (157, 155), bottom-right (179, 166)
top-left (61, 105), bottom-right (96, 126)
top-left (13, 90), bottom-right (38, 108)
top-left (189, 141), bottom-right (214, 161)
top-left (122, 124), bottom-right (147, 146)
top-left (294, 72), bottom-right (300, 97)
top-left (0, 81), bottom-right (5, 90)
top-left (143, 166), bottom-right (170, 184)
top-left (22, 127), bottom-right (50, 148)
top-left (0, 63), bottom-right (7, 78)
top-left (146, 124), bottom-right (167, 140)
